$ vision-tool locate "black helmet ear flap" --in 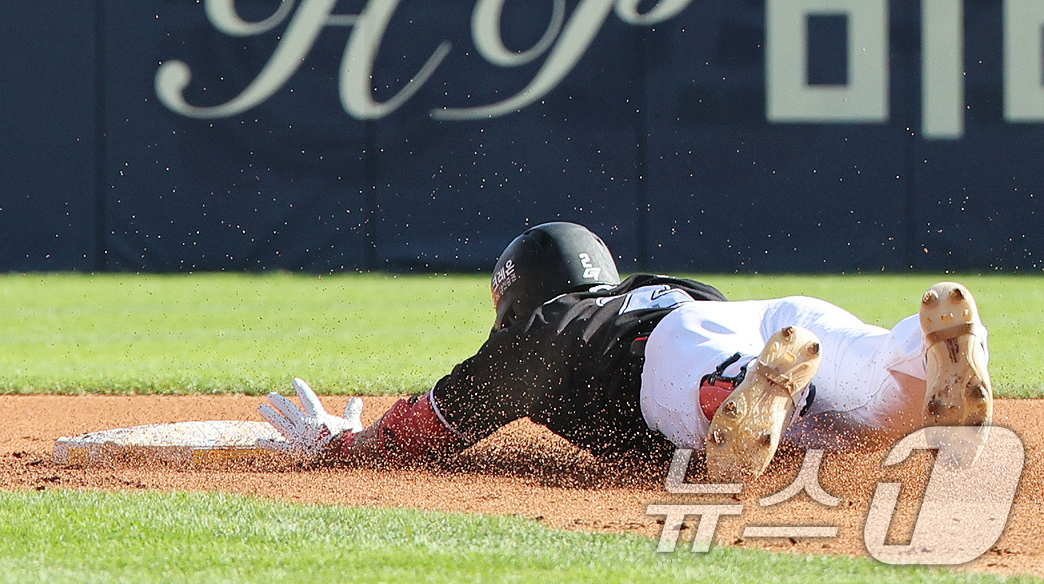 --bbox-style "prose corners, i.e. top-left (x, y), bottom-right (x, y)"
top-left (491, 222), bottom-right (621, 331)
